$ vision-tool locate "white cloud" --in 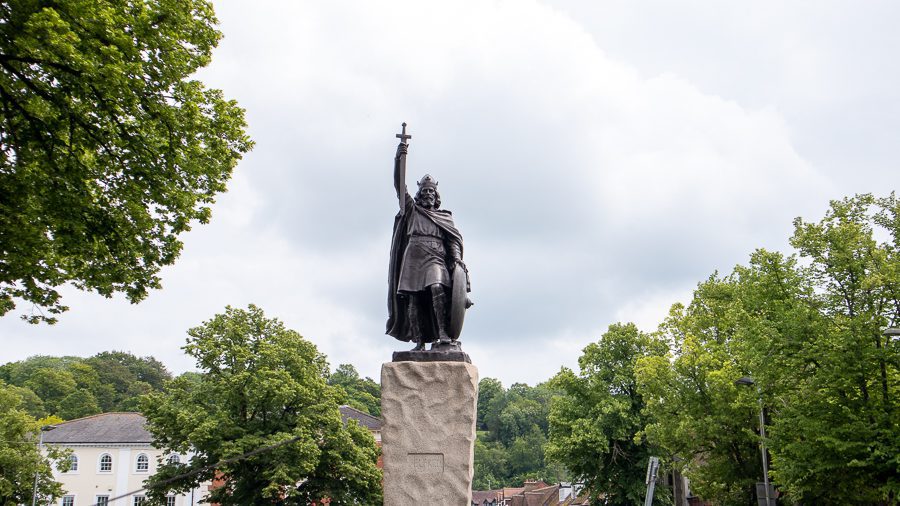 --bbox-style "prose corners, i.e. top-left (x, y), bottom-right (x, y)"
top-left (4, 0), bottom-right (893, 387)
